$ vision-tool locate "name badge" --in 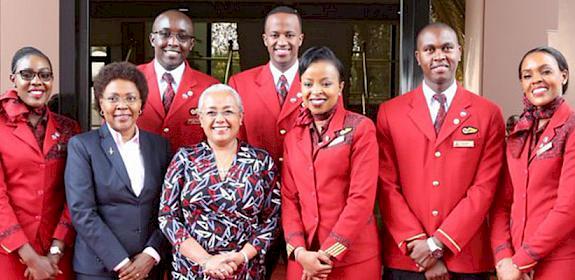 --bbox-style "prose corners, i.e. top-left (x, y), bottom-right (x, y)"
top-left (453, 140), bottom-right (475, 148)
top-left (186, 116), bottom-right (201, 125)
top-left (327, 135), bottom-right (345, 147)
top-left (537, 142), bottom-right (553, 156)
